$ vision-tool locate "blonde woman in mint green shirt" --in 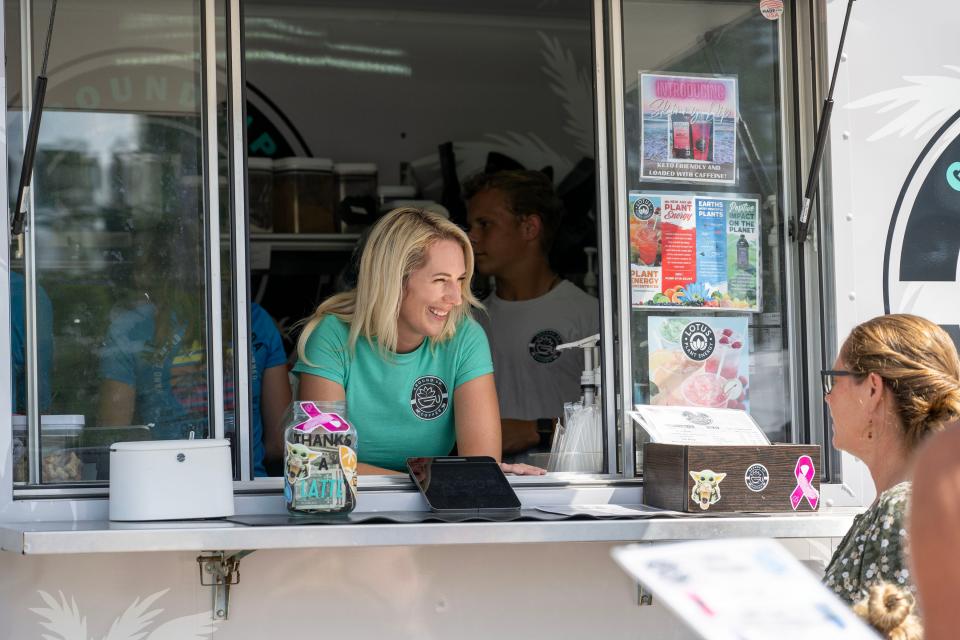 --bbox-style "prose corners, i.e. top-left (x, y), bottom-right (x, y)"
top-left (295, 208), bottom-right (545, 476)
